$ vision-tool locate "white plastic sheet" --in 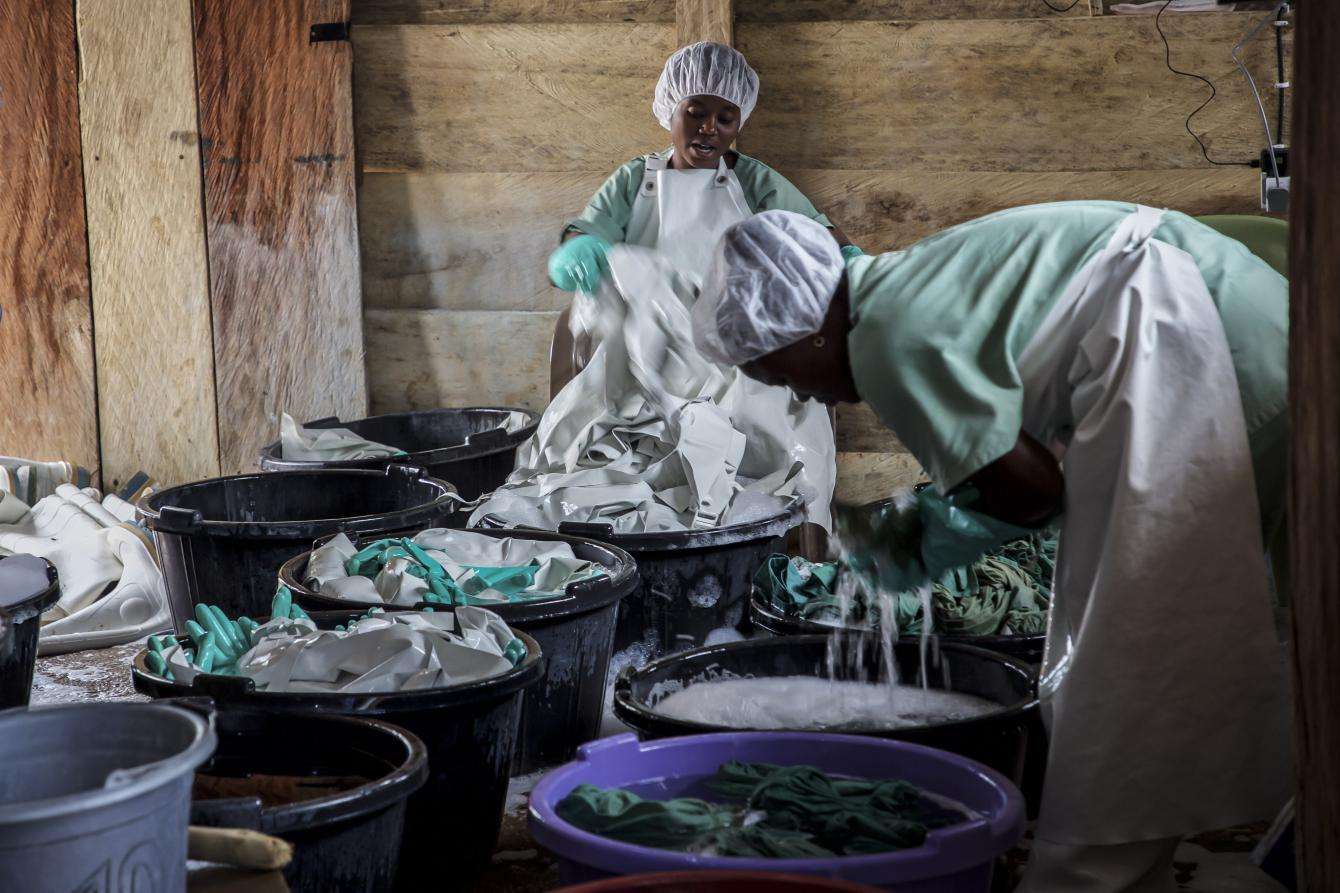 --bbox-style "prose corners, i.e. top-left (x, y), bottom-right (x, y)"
top-left (472, 246), bottom-right (834, 533)
top-left (159, 607), bottom-right (522, 693)
top-left (307, 530), bottom-right (606, 607)
top-left (279, 413), bottom-right (404, 461)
